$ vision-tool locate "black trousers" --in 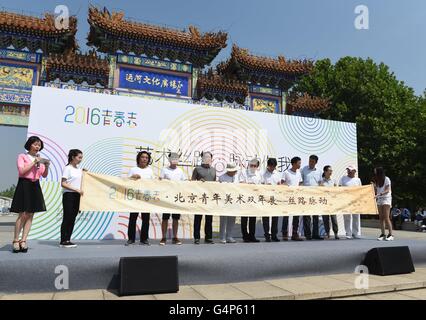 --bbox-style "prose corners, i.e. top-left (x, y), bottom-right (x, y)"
top-left (128, 212), bottom-right (150, 241)
top-left (262, 217), bottom-right (279, 238)
top-left (282, 215), bottom-right (312, 238)
top-left (312, 216), bottom-right (320, 238)
top-left (241, 217), bottom-right (256, 239)
top-left (193, 215), bottom-right (213, 240)
top-left (61, 192), bottom-right (81, 243)
top-left (323, 215), bottom-right (338, 235)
